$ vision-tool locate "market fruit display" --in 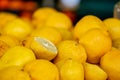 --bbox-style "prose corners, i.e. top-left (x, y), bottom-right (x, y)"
top-left (0, 7), bottom-right (120, 80)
